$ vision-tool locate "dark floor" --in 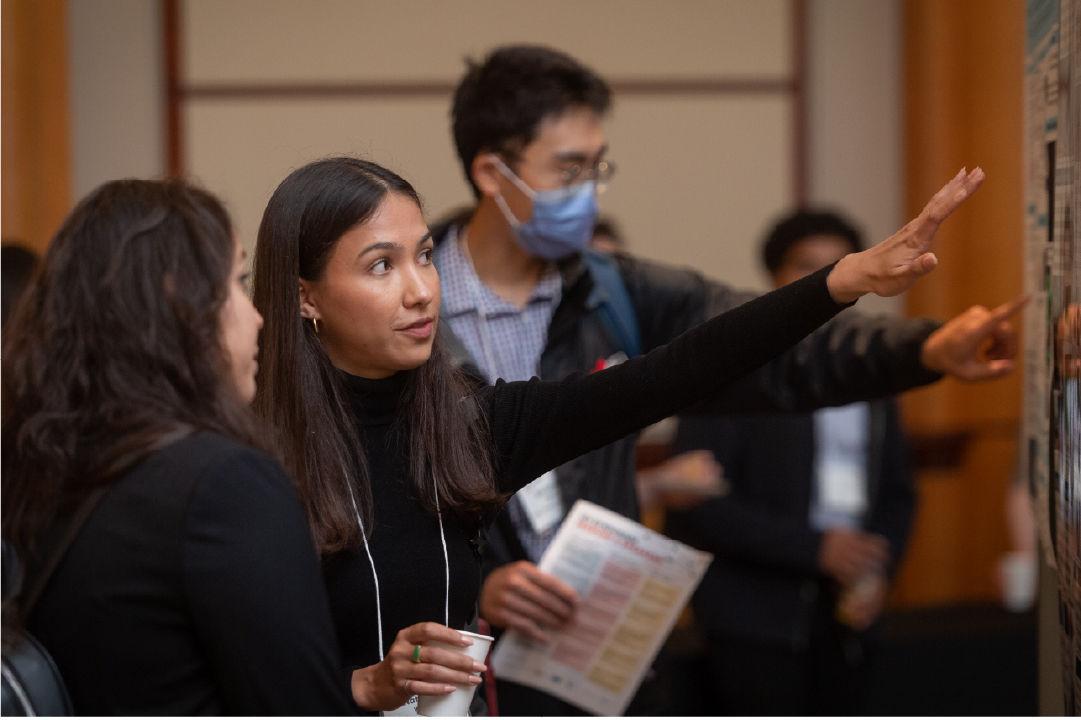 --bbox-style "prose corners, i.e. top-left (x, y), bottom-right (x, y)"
top-left (657, 603), bottom-right (1038, 716)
